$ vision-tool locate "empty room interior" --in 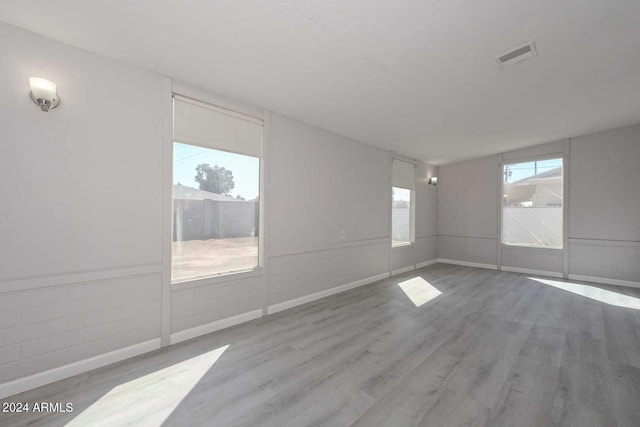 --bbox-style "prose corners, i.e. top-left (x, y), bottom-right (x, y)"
top-left (1, 1), bottom-right (640, 426)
